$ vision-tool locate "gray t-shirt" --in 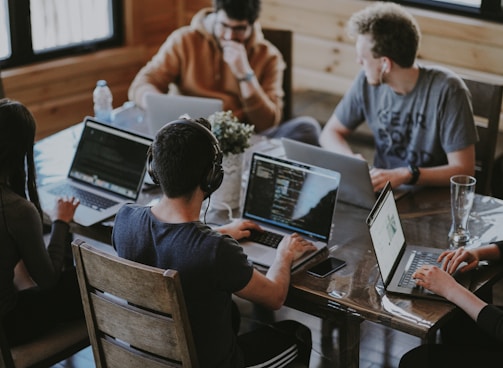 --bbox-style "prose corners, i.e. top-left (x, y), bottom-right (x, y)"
top-left (334, 65), bottom-right (478, 168)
